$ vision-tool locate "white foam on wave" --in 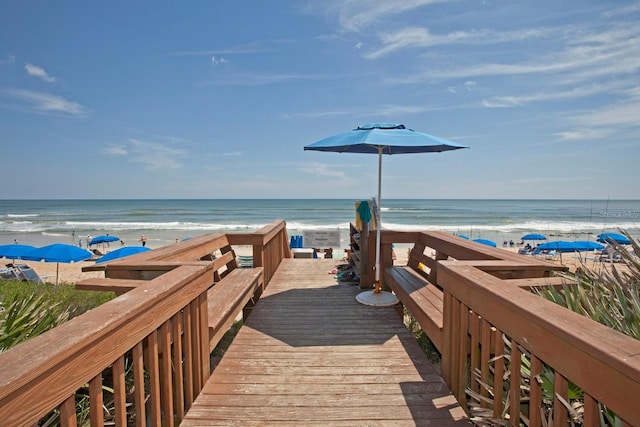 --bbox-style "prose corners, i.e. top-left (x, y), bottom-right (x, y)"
top-left (382, 220), bottom-right (640, 234)
top-left (6, 214), bottom-right (39, 218)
